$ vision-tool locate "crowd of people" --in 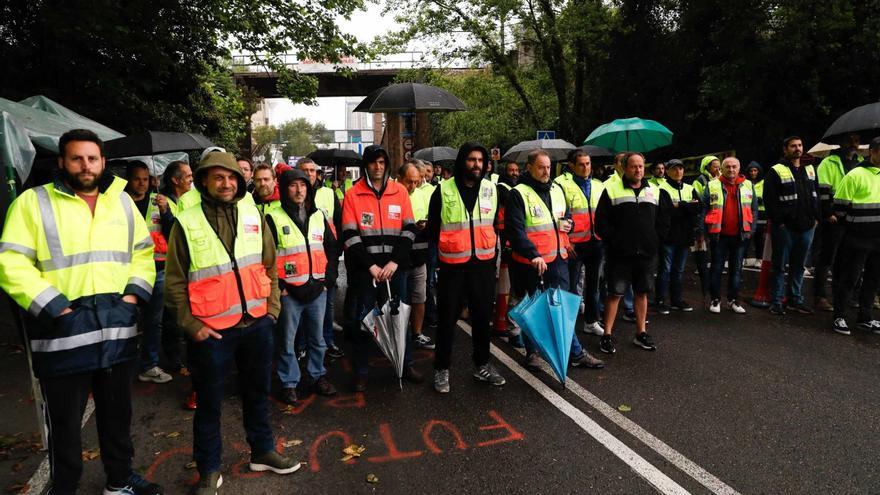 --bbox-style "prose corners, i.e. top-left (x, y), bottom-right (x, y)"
top-left (1, 128), bottom-right (878, 494)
